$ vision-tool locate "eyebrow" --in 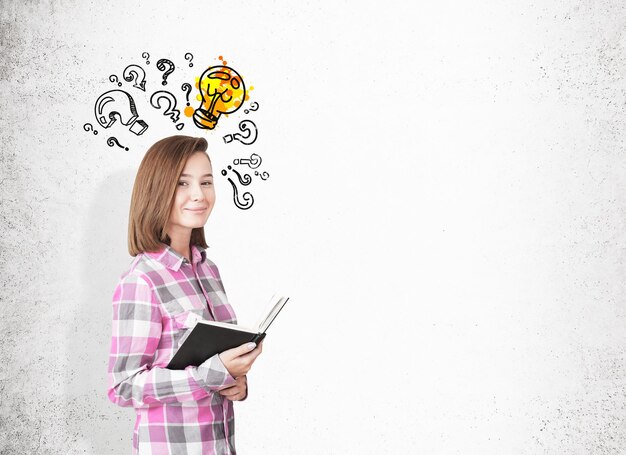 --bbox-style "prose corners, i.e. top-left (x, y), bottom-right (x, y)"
top-left (180, 173), bottom-right (213, 178)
